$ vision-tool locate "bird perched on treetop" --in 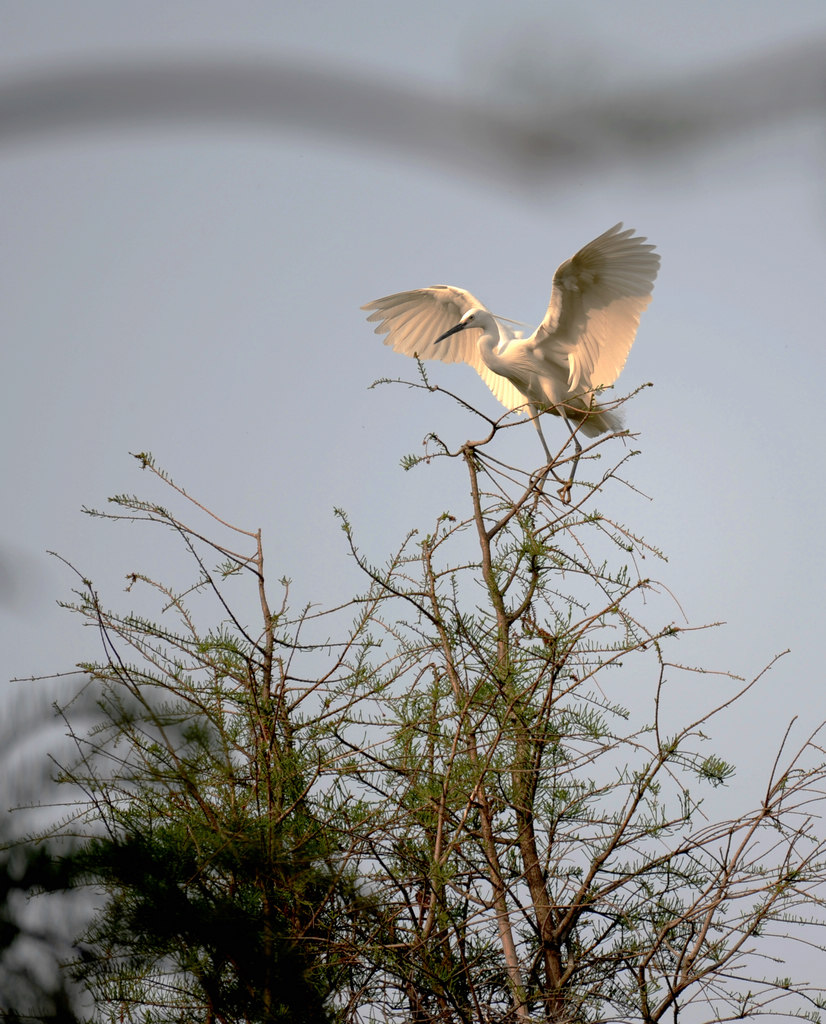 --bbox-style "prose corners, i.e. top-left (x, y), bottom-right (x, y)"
top-left (362, 223), bottom-right (659, 501)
